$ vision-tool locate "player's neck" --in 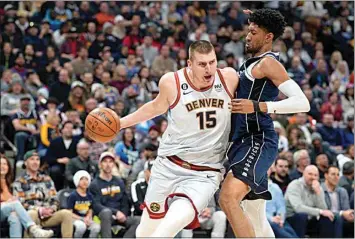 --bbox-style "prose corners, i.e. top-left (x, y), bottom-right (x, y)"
top-left (252, 45), bottom-right (273, 57)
